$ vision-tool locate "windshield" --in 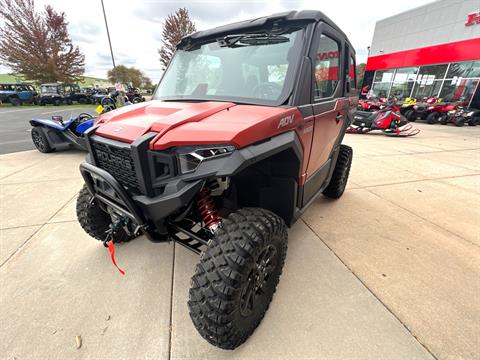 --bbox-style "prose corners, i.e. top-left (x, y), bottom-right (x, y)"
top-left (154, 27), bottom-right (304, 106)
top-left (41, 85), bottom-right (59, 94)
